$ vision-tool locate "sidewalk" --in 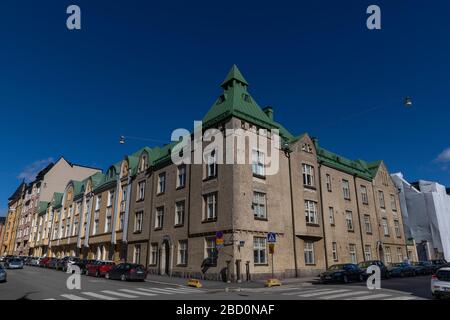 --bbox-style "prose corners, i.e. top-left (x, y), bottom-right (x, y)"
top-left (145, 274), bottom-right (319, 290)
